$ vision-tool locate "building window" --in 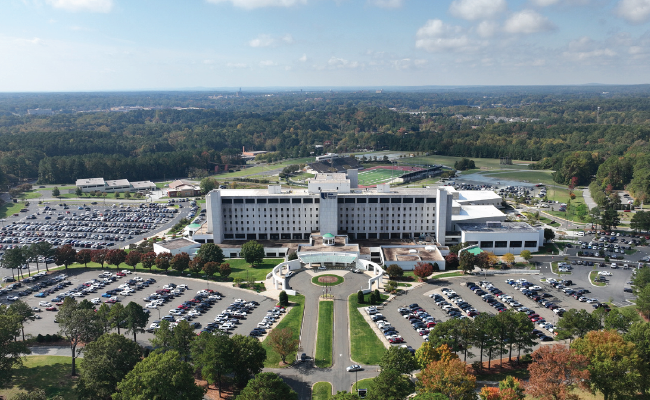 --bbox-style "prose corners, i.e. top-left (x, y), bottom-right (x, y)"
top-left (495, 241), bottom-right (507, 248)
top-left (525, 241), bottom-right (538, 247)
top-left (481, 241), bottom-right (494, 248)
top-left (510, 241), bottom-right (523, 248)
